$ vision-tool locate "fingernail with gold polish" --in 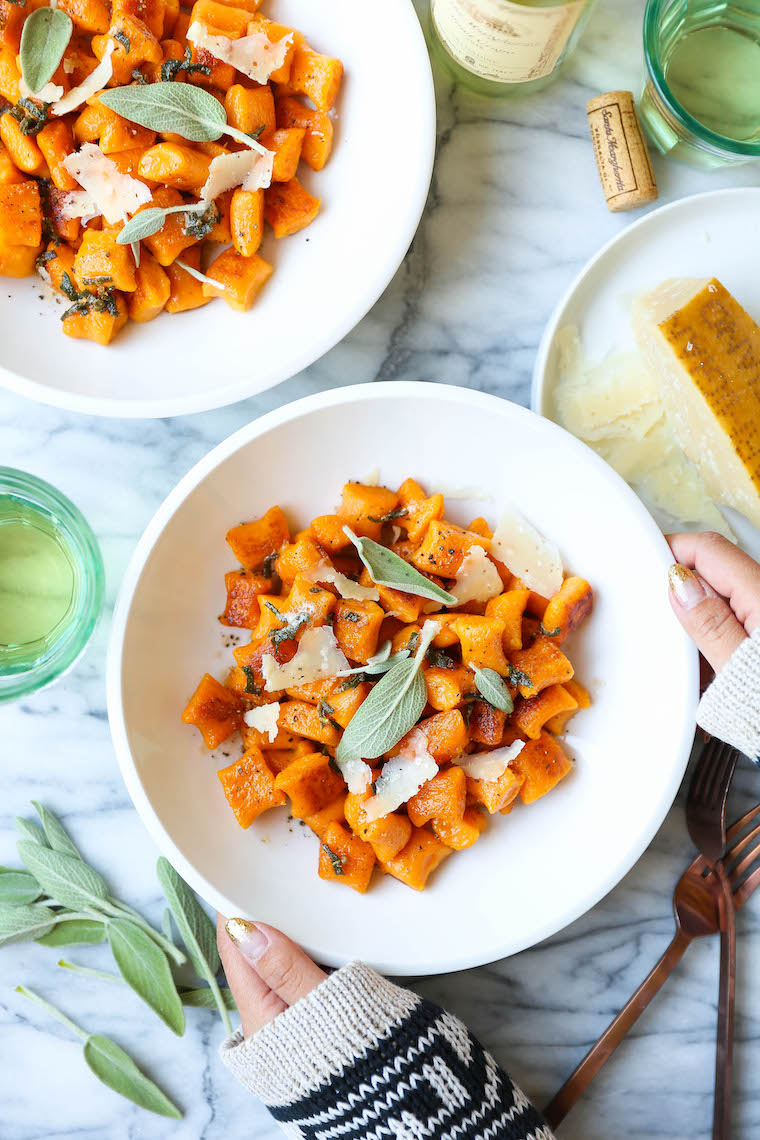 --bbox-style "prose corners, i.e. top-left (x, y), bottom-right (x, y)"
top-left (226, 918), bottom-right (269, 963)
top-left (668, 564), bottom-right (705, 610)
